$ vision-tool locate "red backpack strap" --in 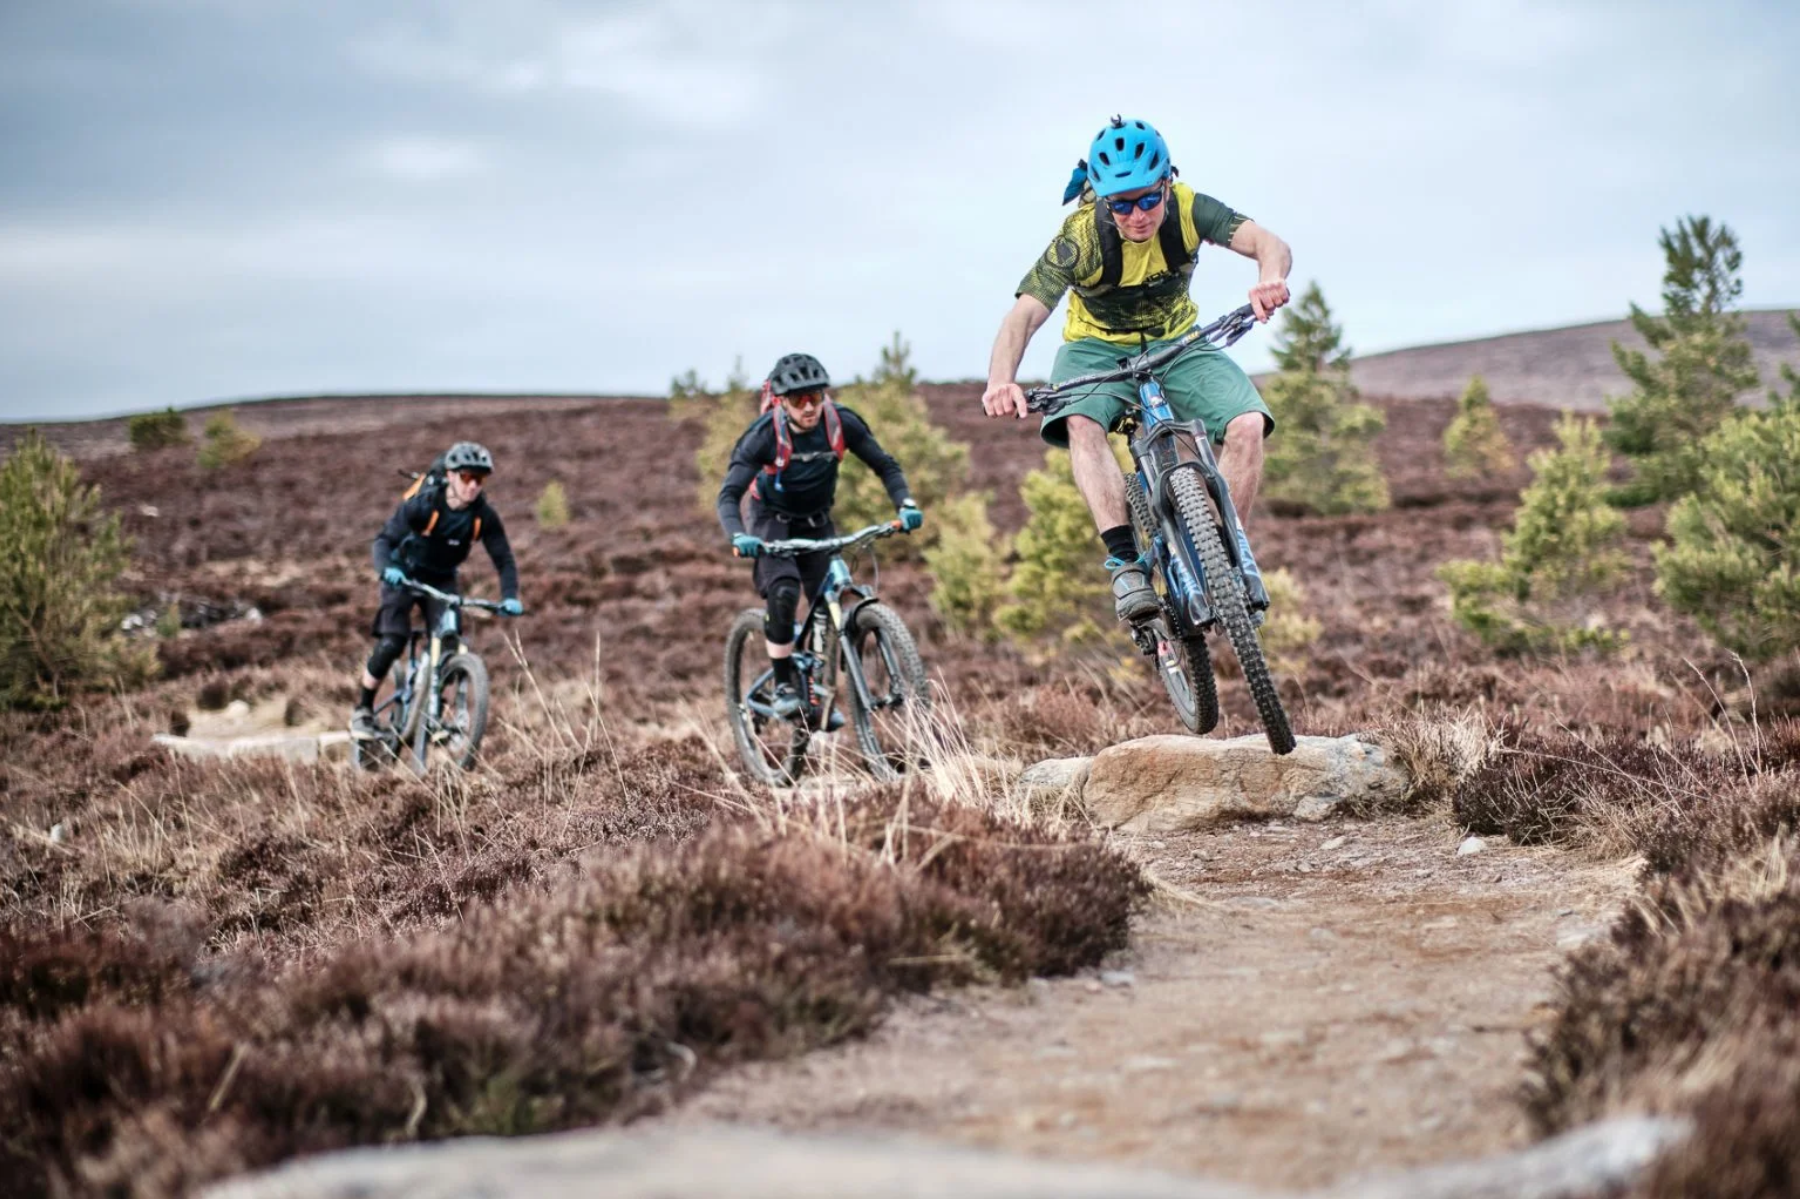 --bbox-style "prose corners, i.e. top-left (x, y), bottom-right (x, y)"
top-left (822, 401), bottom-right (845, 461)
